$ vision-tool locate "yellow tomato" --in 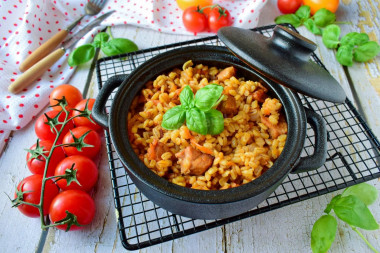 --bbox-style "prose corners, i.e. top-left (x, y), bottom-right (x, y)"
top-left (176, 0), bottom-right (213, 11)
top-left (302, 0), bottom-right (339, 15)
